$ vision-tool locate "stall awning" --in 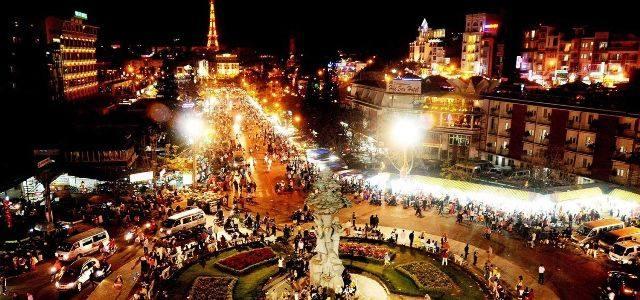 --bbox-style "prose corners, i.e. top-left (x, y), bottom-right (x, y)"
top-left (609, 188), bottom-right (640, 203)
top-left (551, 187), bottom-right (604, 203)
